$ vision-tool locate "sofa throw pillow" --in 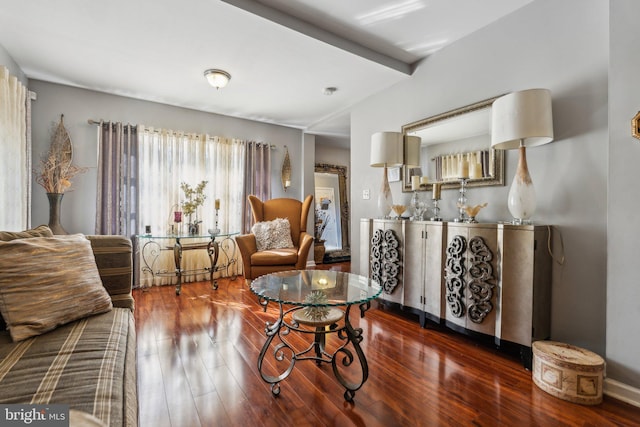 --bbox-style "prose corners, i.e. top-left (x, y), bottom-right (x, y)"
top-left (0, 225), bottom-right (55, 331)
top-left (0, 234), bottom-right (113, 341)
top-left (251, 218), bottom-right (294, 251)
